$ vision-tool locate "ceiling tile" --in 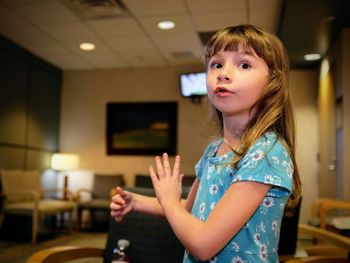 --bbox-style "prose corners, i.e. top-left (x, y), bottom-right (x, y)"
top-left (86, 17), bottom-right (144, 37)
top-left (186, 0), bottom-right (246, 13)
top-left (39, 21), bottom-right (96, 40)
top-left (0, 0), bottom-right (293, 70)
top-left (0, 4), bottom-right (29, 28)
top-left (7, 0), bottom-right (78, 25)
top-left (77, 50), bottom-right (128, 68)
top-left (192, 11), bottom-right (247, 32)
top-left (17, 39), bottom-right (70, 57)
top-left (104, 35), bottom-right (155, 51)
top-left (1, 0), bottom-right (44, 4)
top-left (119, 49), bottom-right (166, 67)
top-left (249, 0), bottom-right (282, 9)
top-left (42, 54), bottom-right (94, 70)
top-left (151, 32), bottom-right (203, 64)
top-left (0, 25), bottom-right (52, 43)
top-left (122, 0), bottom-right (187, 16)
top-left (151, 32), bottom-right (202, 51)
top-left (250, 8), bottom-right (280, 33)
